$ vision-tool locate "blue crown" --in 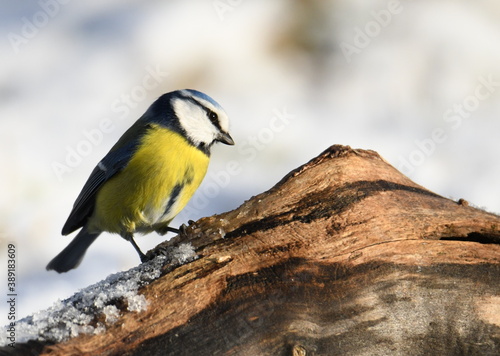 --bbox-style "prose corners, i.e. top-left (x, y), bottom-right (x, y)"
top-left (184, 89), bottom-right (222, 110)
